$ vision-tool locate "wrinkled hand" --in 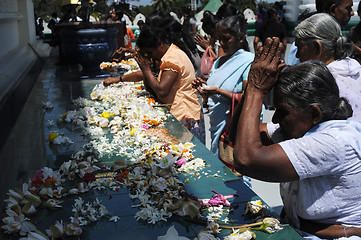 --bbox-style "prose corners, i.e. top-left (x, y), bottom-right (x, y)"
top-left (248, 37), bottom-right (286, 95)
top-left (134, 49), bottom-right (152, 72)
top-left (195, 34), bottom-right (210, 50)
